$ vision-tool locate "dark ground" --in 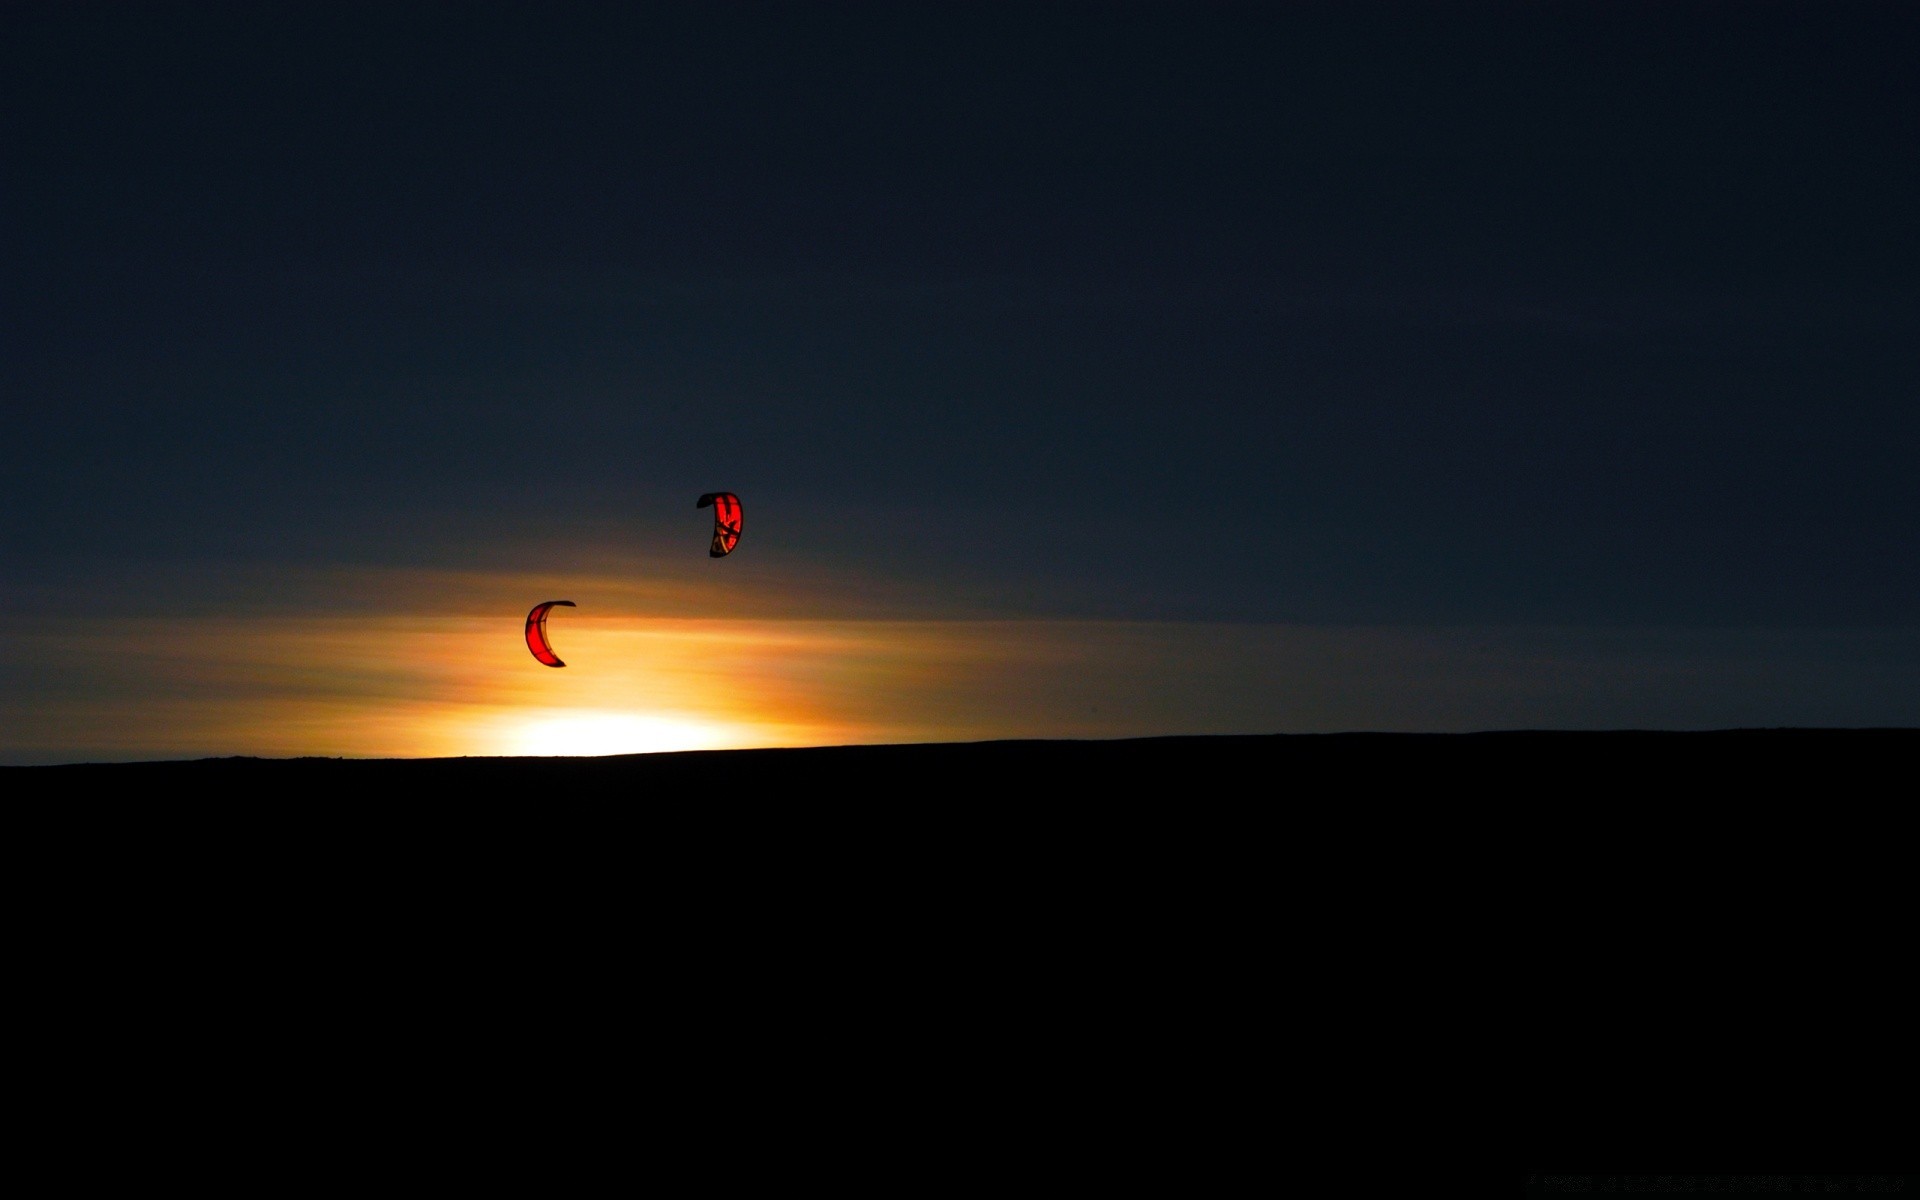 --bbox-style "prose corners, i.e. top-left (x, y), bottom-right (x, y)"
top-left (11, 726), bottom-right (1910, 893)
top-left (9, 729), bottom-right (1909, 1172)
top-left (10, 727), bottom-right (1913, 791)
